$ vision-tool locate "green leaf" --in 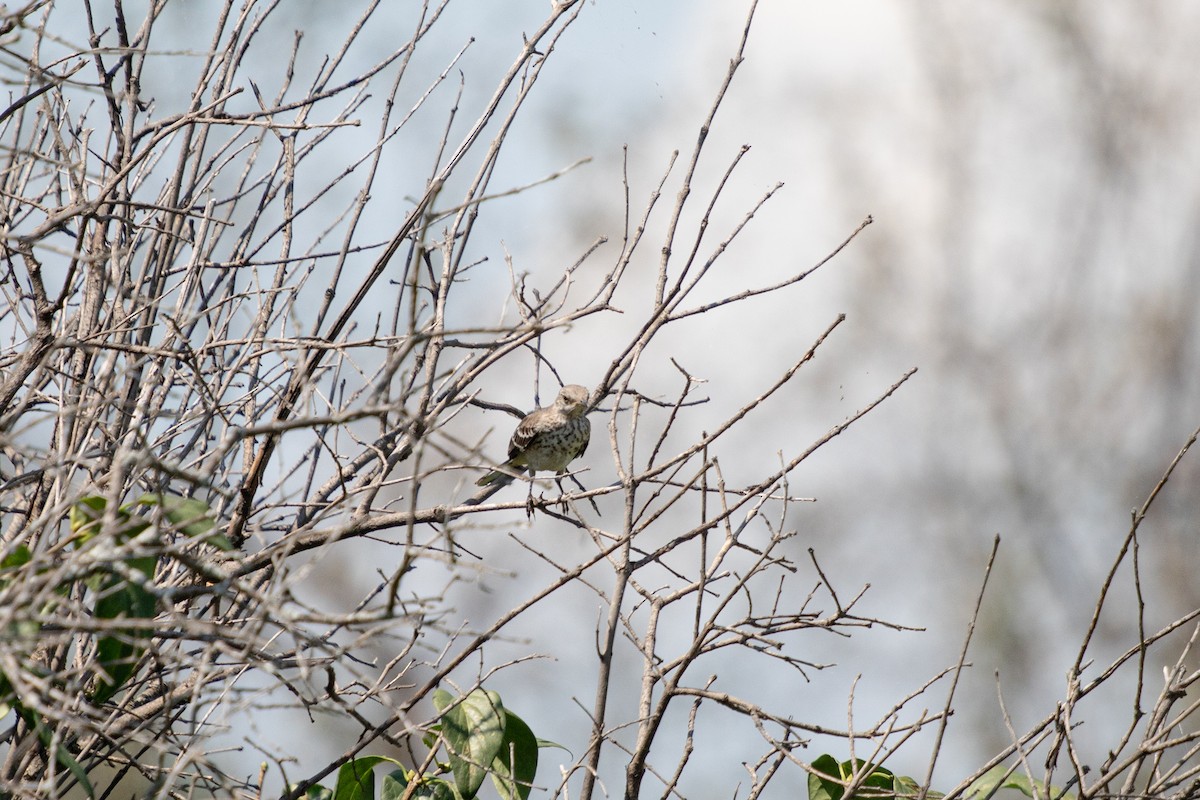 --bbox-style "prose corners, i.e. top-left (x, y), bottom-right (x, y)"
top-left (490, 709), bottom-right (538, 800)
top-left (0, 546), bottom-right (43, 662)
top-left (809, 755), bottom-right (847, 800)
top-left (90, 571), bottom-right (158, 704)
top-left (137, 493), bottom-right (232, 550)
top-left (860, 762), bottom-right (895, 797)
top-left (381, 770), bottom-right (410, 800)
top-left (381, 769), bottom-right (463, 800)
top-left (72, 493), bottom-right (231, 550)
top-left (0, 544), bottom-right (32, 570)
top-left (24, 709), bottom-right (94, 798)
top-left (70, 495), bottom-right (152, 546)
top-left (91, 639), bottom-right (137, 703)
top-left (384, 771), bottom-right (461, 800)
top-left (93, 570), bottom-right (157, 624)
top-left (963, 766), bottom-right (1071, 800)
top-left (895, 774), bottom-right (940, 799)
top-left (808, 755), bottom-right (913, 800)
top-left (332, 755), bottom-right (405, 800)
top-left (69, 496), bottom-right (112, 544)
top-left (892, 777), bottom-right (936, 800)
top-left (0, 544), bottom-right (33, 592)
top-left (293, 784), bottom-right (332, 800)
top-left (0, 670), bottom-right (12, 719)
top-left (435, 689), bottom-right (506, 800)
